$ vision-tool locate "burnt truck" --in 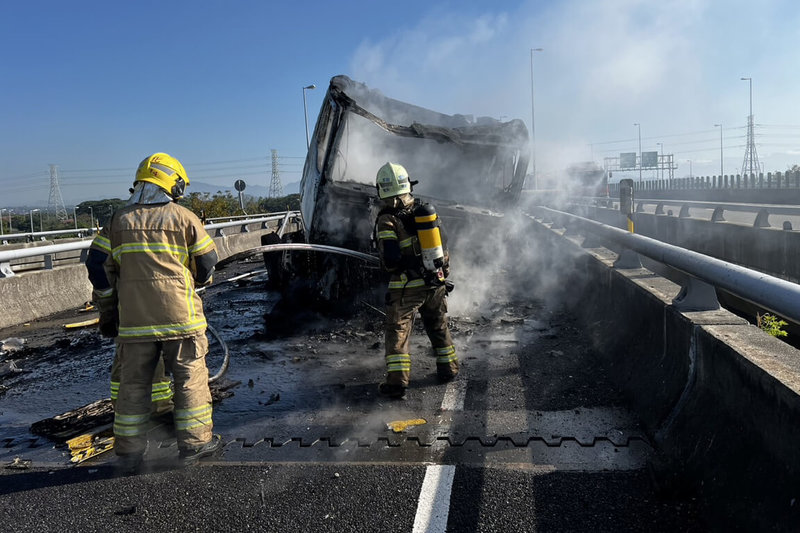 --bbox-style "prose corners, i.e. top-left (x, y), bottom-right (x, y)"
top-left (266, 75), bottom-right (530, 309)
